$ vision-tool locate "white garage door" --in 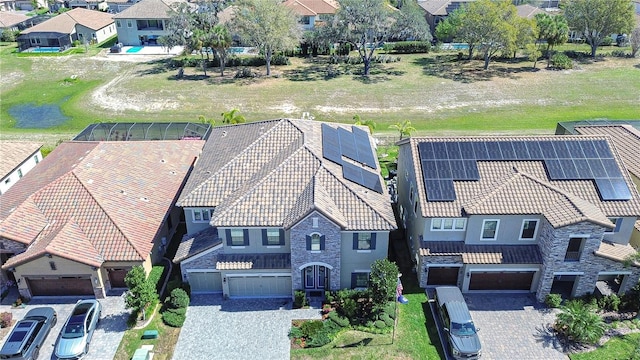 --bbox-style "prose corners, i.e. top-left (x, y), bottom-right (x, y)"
top-left (188, 272), bottom-right (223, 293)
top-left (228, 275), bottom-right (292, 298)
